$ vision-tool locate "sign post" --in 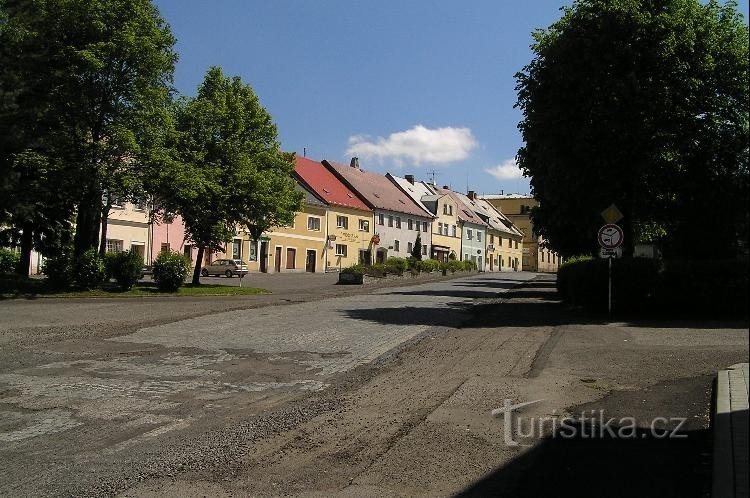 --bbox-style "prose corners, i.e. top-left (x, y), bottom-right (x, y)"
top-left (597, 223), bottom-right (624, 315)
